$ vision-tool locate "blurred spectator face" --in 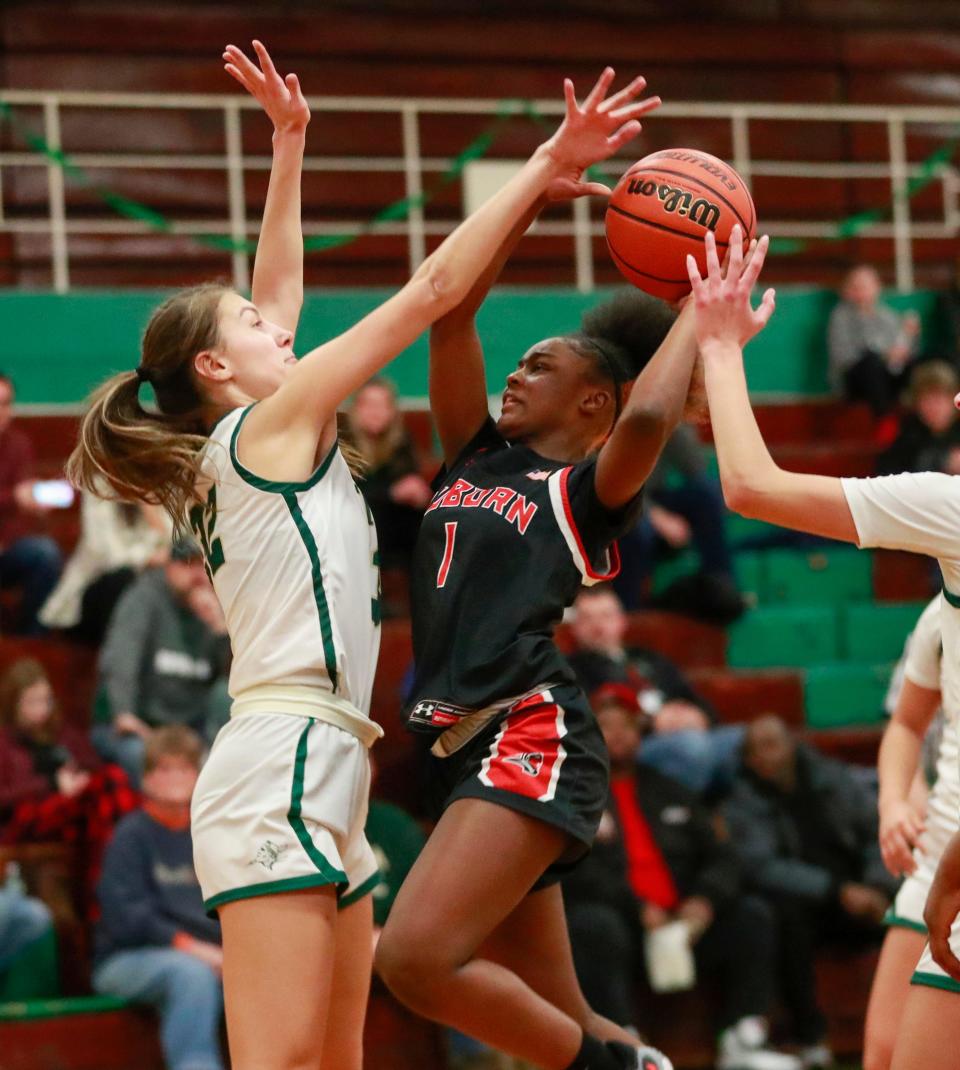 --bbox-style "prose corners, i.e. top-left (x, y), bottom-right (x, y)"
top-left (654, 699), bottom-right (710, 735)
top-left (843, 266), bottom-right (881, 311)
top-left (915, 387), bottom-right (957, 434)
top-left (15, 678), bottom-right (55, 736)
top-left (744, 716), bottom-right (796, 788)
top-left (597, 702), bottom-right (642, 766)
top-left (165, 556), bottom-right (209, 600)
top-left (572, 589), bottom-right (627, 653)
top-left (0, 378), bottom-right (13, 436)
top-left (143, 754), bottom-right (199, 806)
top-left (352, 382), bottom-right (397, 438)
